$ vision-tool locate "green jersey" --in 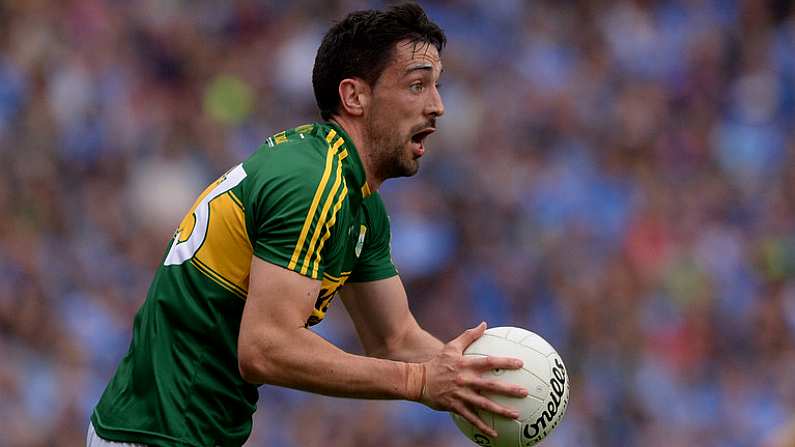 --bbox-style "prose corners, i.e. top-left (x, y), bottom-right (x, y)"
top-left (91, 122), bottom-right (398, 446)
